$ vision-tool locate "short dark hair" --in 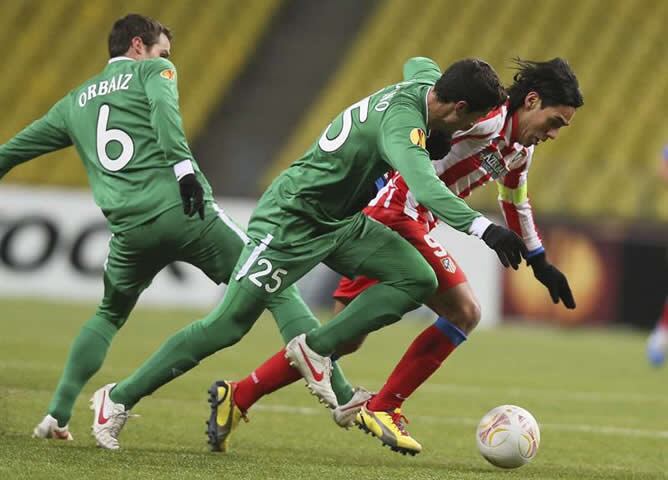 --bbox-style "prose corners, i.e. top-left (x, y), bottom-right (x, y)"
top-left (108, 14), bottom-right (172, 58)
top-left (507, 58), bottom-right (584, 113)
top-left (434, 59), bottom-right (506, 112)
